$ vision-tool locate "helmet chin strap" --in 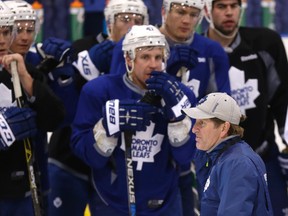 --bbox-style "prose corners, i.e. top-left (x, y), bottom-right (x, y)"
top-left (126, 60), bottom-right (134, 81)
top-left (206, 5), bottom-right (243, 40)
top-left (210, 22), bottom-right (238, 40)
